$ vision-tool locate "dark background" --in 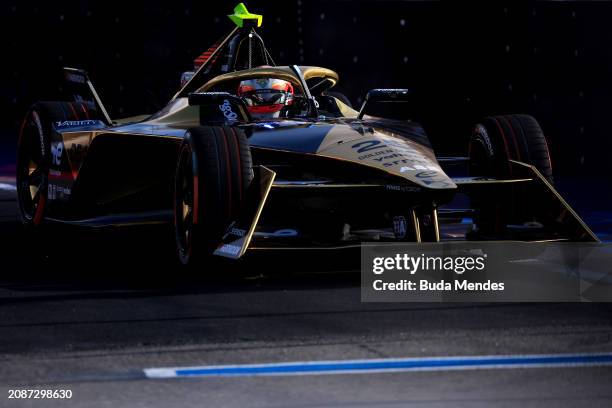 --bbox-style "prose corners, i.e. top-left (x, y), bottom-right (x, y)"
top-left (1, 1), bottom-right (611, 210)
